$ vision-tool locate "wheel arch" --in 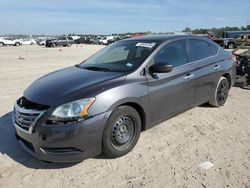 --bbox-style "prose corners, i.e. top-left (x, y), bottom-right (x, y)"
top-left (222, 73), bottom-right (232, 88)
